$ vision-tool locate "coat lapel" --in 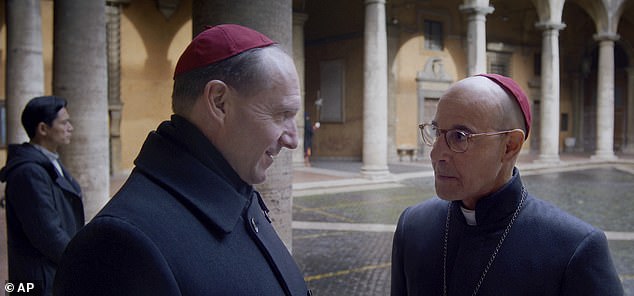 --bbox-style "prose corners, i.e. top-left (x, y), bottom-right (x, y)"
top-left (245, 192), bottom-right (308, 296)
top-left (134, 132), bottom-right (248, 234)
top-left (56, 165), bottom-right (82, 198)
